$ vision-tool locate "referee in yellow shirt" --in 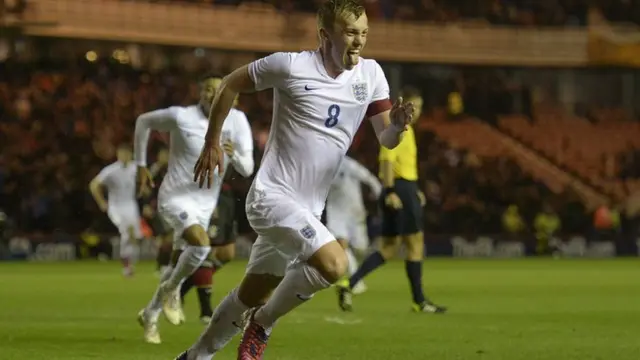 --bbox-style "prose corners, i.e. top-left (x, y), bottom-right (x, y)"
top-left (338, 86), bottom-right (446, 314)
